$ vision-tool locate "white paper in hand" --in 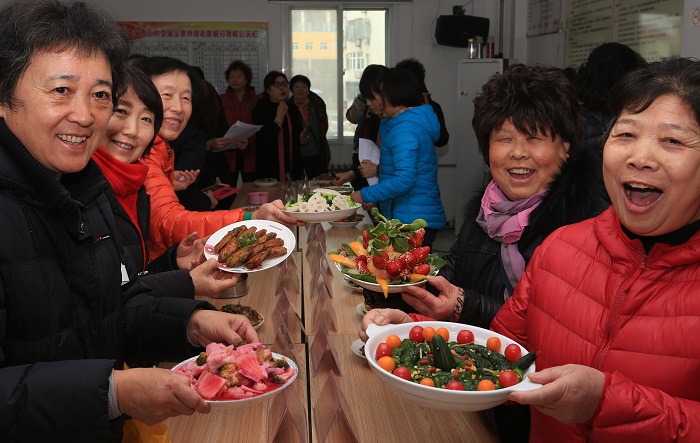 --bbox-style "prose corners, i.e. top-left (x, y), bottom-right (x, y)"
top-left (215, 121), bottom-right (263, 151)
top-left (359, 138), bottom-right (380, 186)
